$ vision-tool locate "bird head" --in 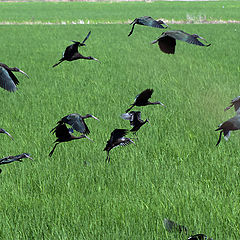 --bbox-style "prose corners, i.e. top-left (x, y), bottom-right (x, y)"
top-left (13, 68), bottom-right (29, 78)
top-left (192, 34), bottom-right (208, 42)
top-left (71, 40), bottom-right (85, 46)
top-left (22, 153), bottom-right (33, 160)
top-left (89, 57), bottom-right (100, 63)
top-left (0, 128), bottom-right (14, 140)
top-left (85, 114), bottom-right (100, 121)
